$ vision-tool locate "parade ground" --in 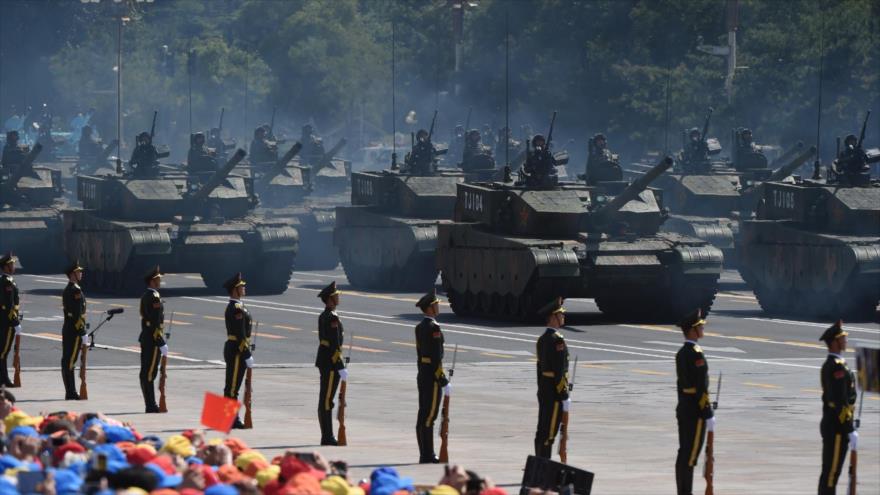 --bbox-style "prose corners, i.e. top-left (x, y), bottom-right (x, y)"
top-left (12, 268), bottom-right (880, 494)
